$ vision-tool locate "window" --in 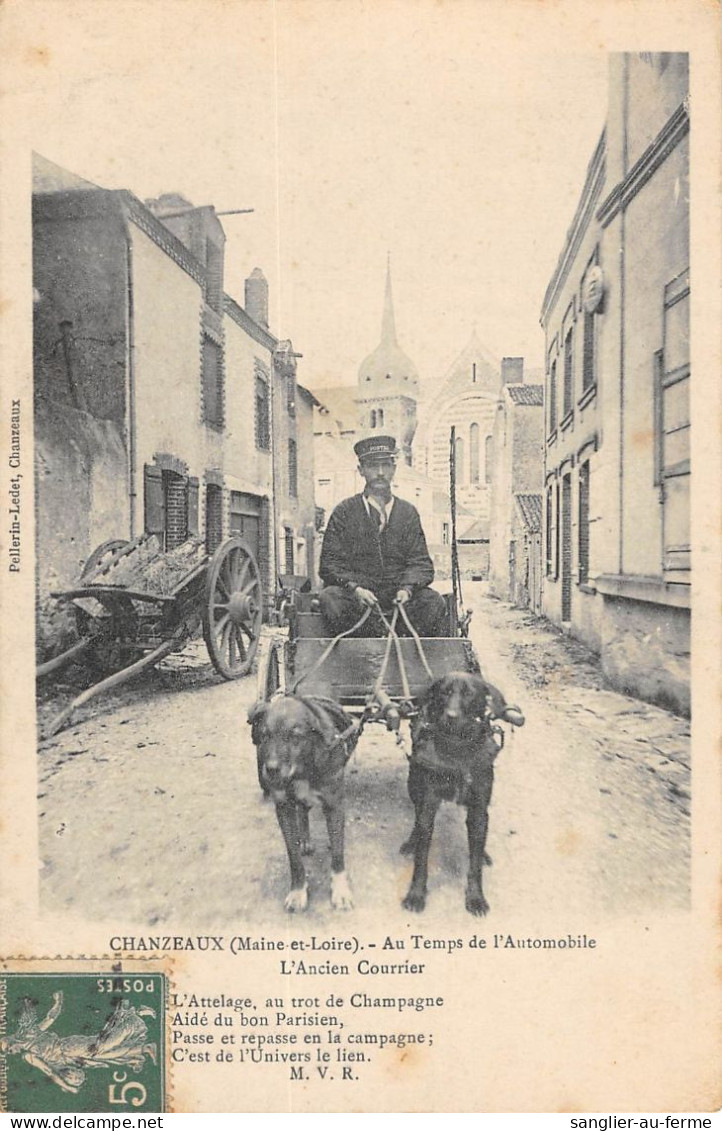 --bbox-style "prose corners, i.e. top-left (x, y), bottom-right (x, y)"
top-left (284, 526), bottom-right (294, 574)
top-left (656, 271), bottom-right (690, 581)
top-left (548, 359), bottom-right (557, 434)
top-left (469, 423), bottom-right (480, 484)
top-left (202, 336), bottom-right (224, 427)
top-left (485, 435), bottom-right (493, 484)
top-left (144, 464), bottom-right (199, 551)
top-left (204, 239), bottom-right (223, 313)
top-left (578, 460), bottom-right (590, 584)
top-left (563, 327), bottom-right (574, 419)
top-left (378, 408), bottom-right (384, 427)
top-left (288, 438), bottom-right (298, 498)
top-left (454, 436), bottom-right (464, 485)
top-left (555, 482), bottom-right (561, 580)
top-left (370, 409), bottom-right (377, 428)
top-left (545, 484), bottom-right (553, 576)
top-left (286, 370), bottom-right (296, 416)
top-left (442, 523), bottom-right (449, 545)
top-left (255, 371), bottom-right (270, 450)
top-left (205, 483), bottom-right (224, 553)
top-left (582, 309), bottom-right (595, 394)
